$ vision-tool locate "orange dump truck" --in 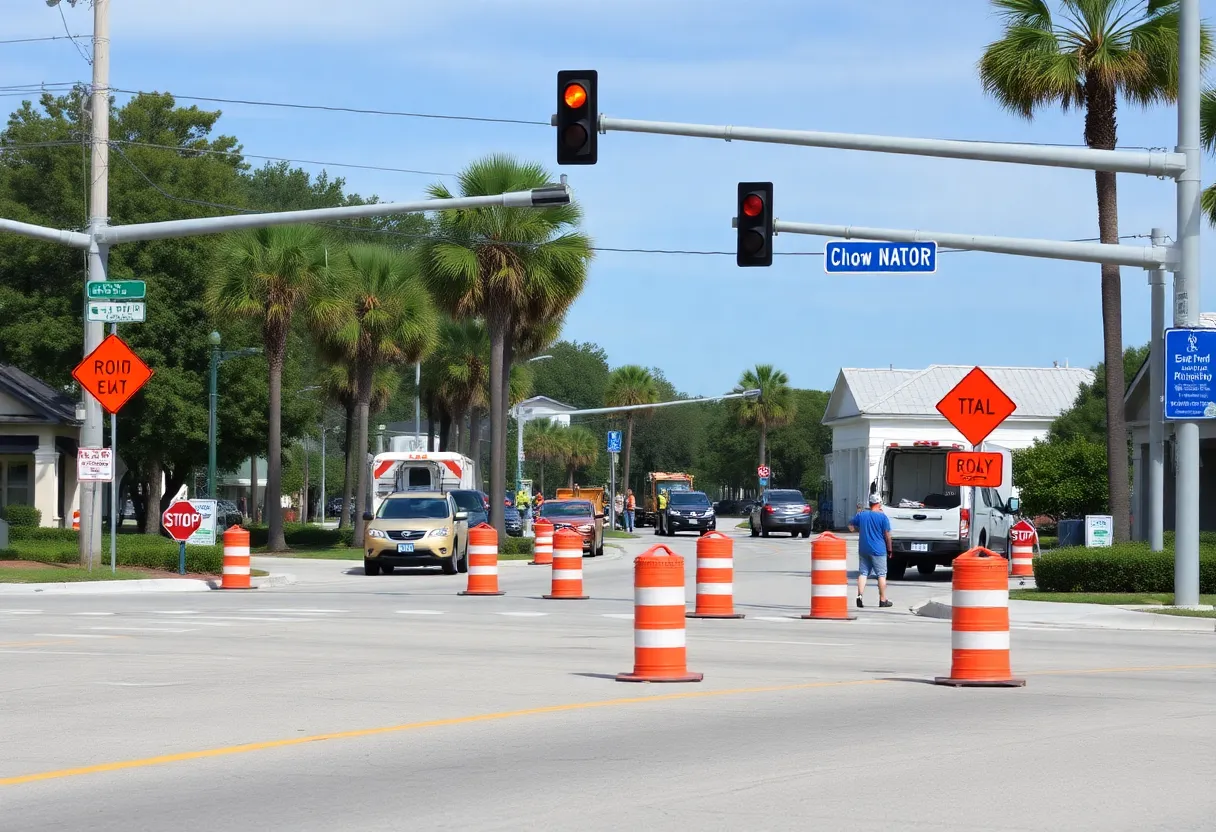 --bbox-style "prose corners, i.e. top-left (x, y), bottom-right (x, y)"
top-left (640, 472), bottom-right (694, 527)
top-left (554, 485), bottom-right (606, 515)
